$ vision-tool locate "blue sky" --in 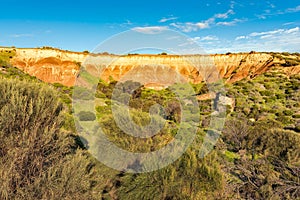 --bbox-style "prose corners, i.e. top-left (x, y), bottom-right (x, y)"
top-left (0, 0), bottom-right (300, 53)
